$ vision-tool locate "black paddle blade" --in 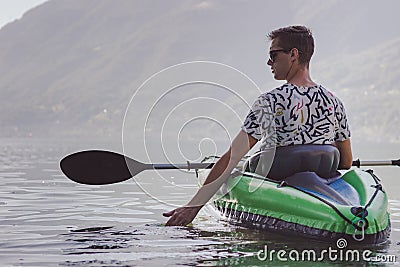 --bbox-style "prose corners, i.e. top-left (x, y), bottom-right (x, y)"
top-left (393, 159), bottom-right (400, 167)
top-left (60, 150), bottom-right (135, 185)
